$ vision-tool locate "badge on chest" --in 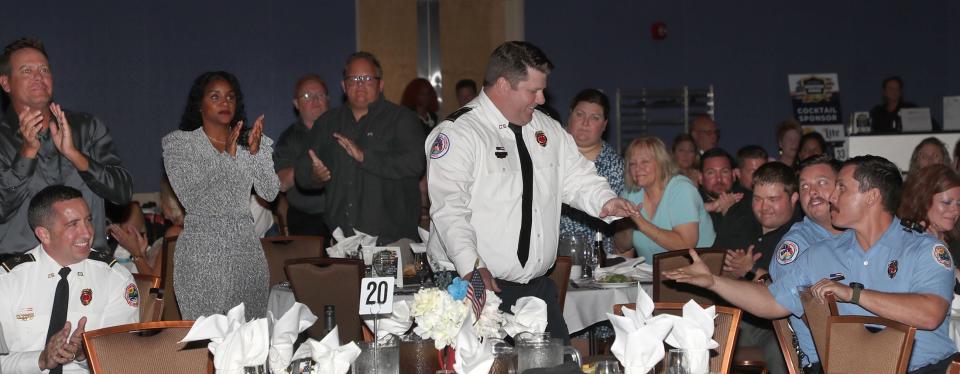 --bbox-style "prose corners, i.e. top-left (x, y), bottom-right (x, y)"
top-left (80, 288), bottom-right (93, 306)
